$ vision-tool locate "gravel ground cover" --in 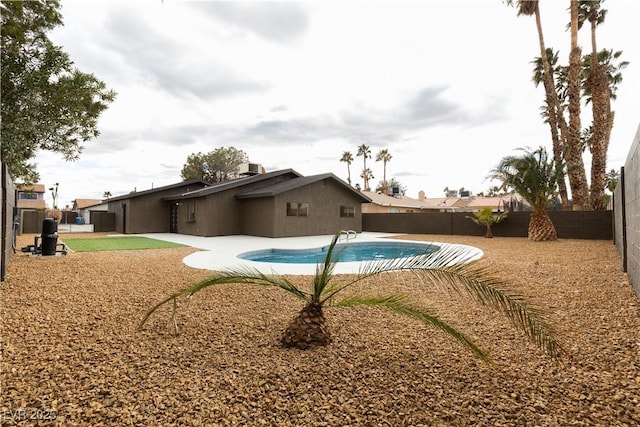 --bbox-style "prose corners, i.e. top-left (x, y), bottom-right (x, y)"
top-left (1, 232), bottom-right (639, 426)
